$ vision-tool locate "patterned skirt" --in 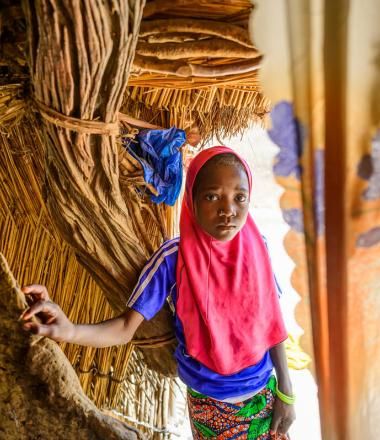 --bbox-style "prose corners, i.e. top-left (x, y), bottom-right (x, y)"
top-left (187, 376), bottom-right (289, 439)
